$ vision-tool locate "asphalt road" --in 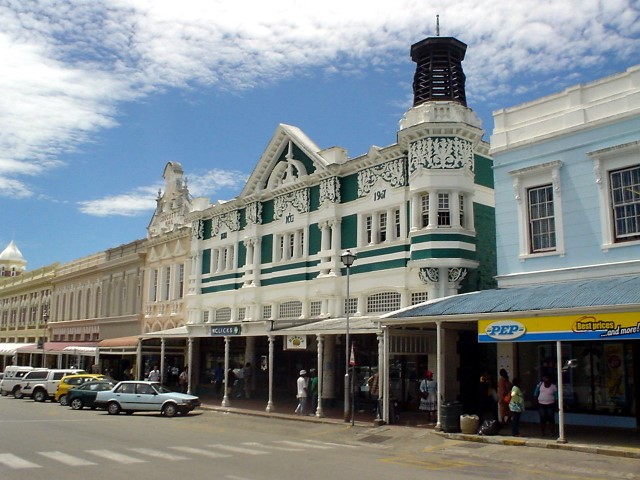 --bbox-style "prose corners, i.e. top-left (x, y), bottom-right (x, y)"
top-left (0, 396), bottom-right (638, 480)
